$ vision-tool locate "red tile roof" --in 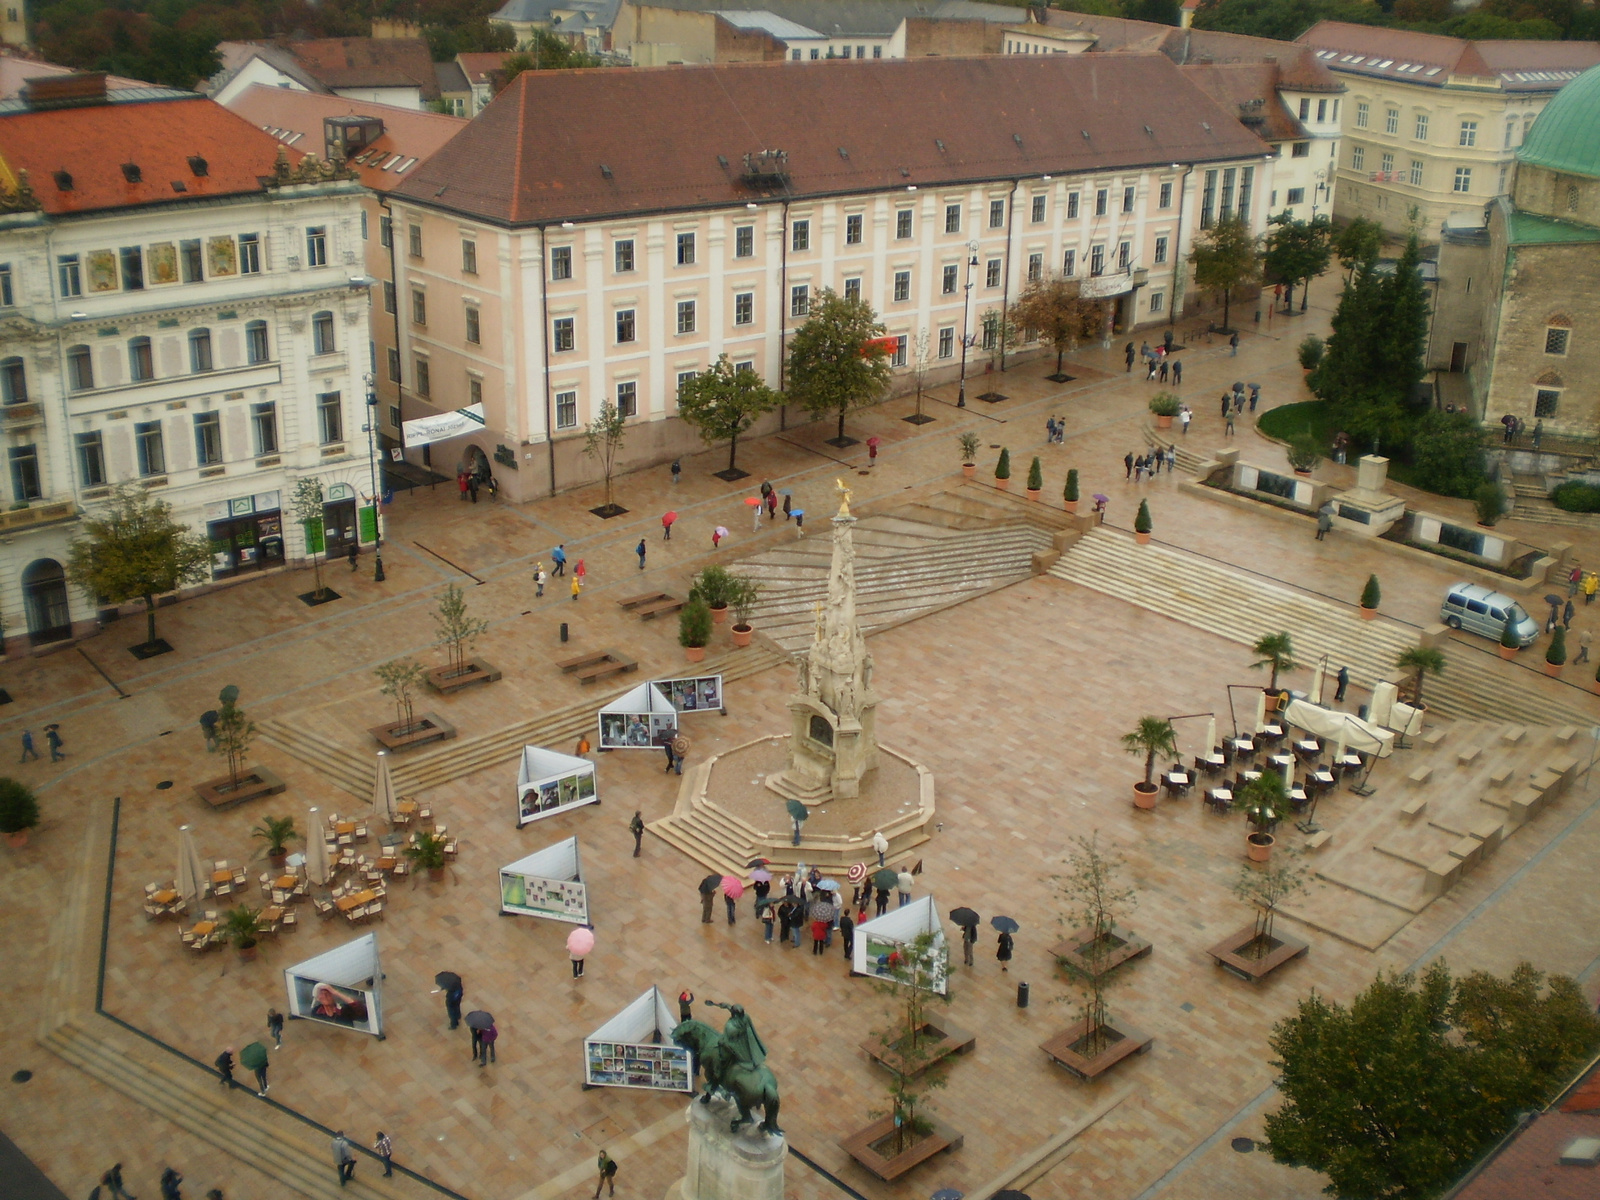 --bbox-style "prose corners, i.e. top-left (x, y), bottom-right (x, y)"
top-left (286, 38), bottom-right (441, 100)
top-left (1297, 21), bottom-right (1600, 90)
top-left (1180, 63), bottom-right (1309, 144)
top-left (457, 52), bottom-right (514, 86)
top-left (1452, 1111), bottom-right (1600, 1200)
top-left (0, 96), bottom-right (281, 216)
top-left (394, 54), bottom-right (1273, 227)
